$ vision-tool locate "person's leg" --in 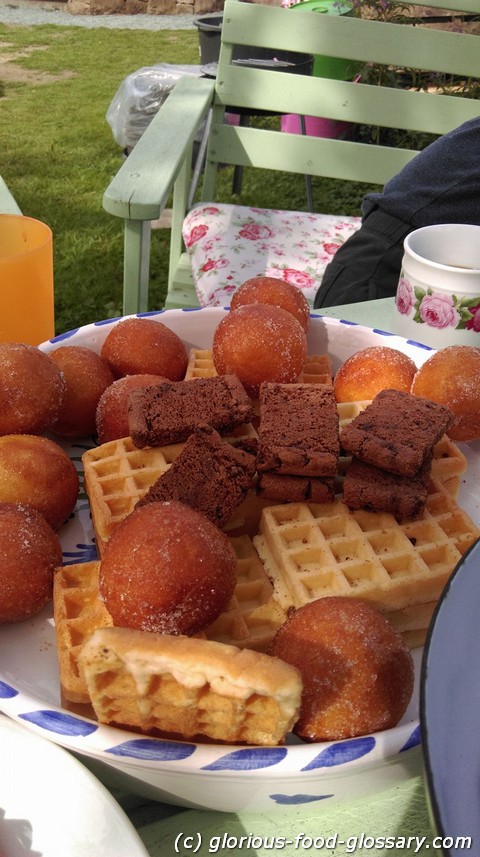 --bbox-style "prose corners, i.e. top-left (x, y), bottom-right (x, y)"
top-left (313, 208), bottom-right (411, 308)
